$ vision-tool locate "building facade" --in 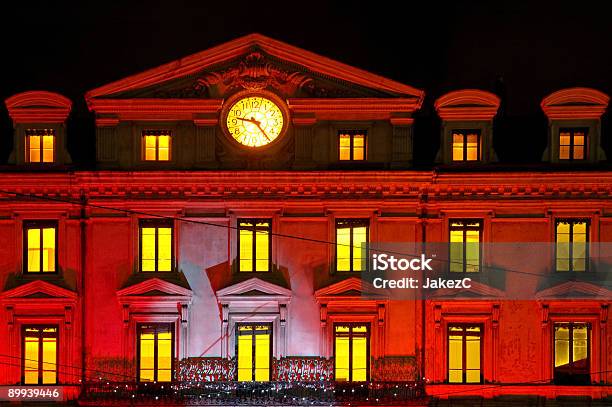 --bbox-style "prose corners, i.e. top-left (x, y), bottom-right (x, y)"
top-left (0, 34), bottom-right (610, 405)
